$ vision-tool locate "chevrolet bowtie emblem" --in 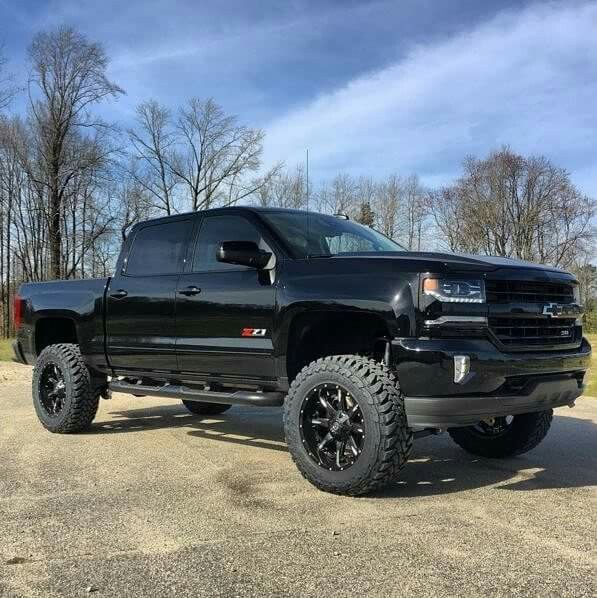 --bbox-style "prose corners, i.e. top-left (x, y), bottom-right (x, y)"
top-left (543, 303), bottom-right (562, 317)
top-left (542, 303), bottom-right (582, 318)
